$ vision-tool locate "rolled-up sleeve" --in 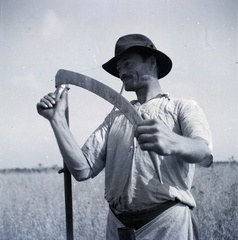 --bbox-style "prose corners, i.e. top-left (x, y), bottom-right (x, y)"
top-left (178, 100), bottom-right (213, 166)
top-left (81, 115), bottom-right (111, 177)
